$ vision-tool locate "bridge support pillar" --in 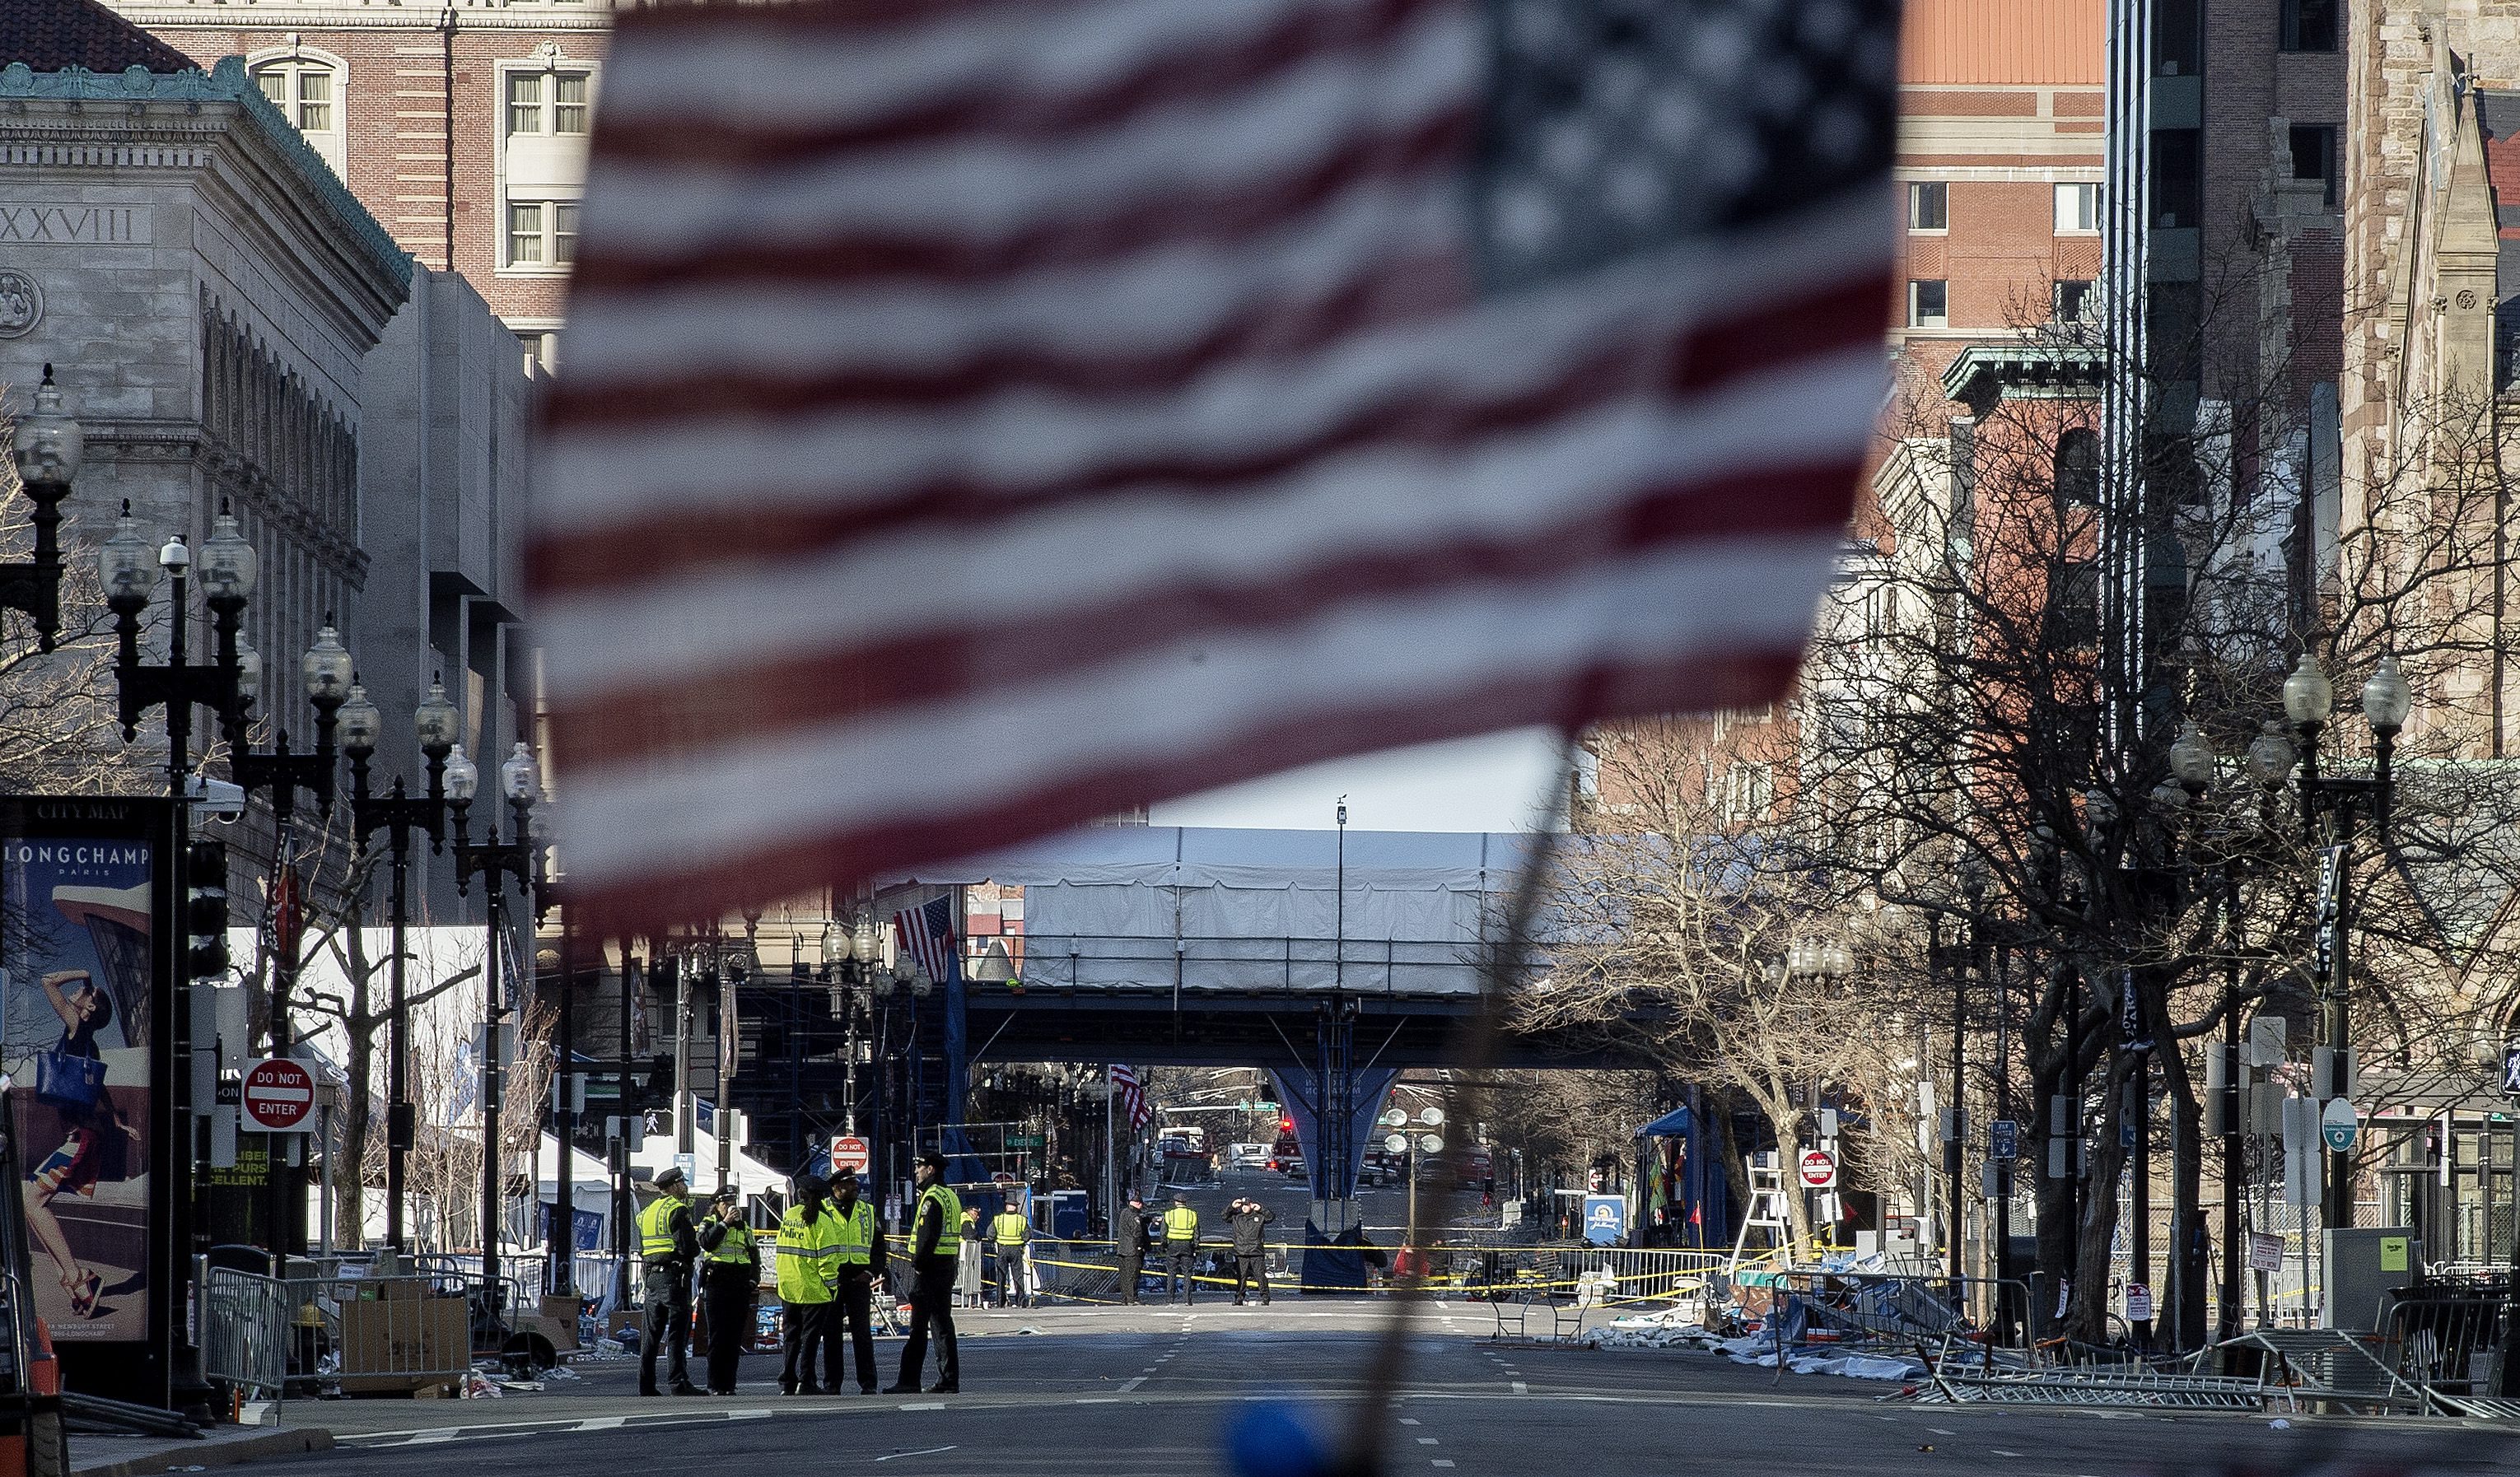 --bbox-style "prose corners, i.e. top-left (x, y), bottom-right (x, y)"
top-left (1272, 1001), bottom-right (1398, 1292)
